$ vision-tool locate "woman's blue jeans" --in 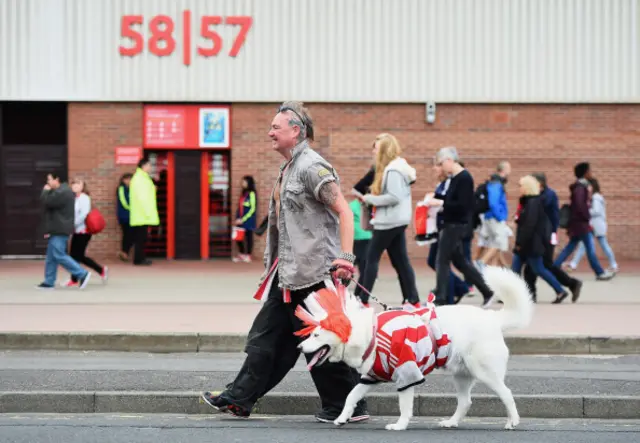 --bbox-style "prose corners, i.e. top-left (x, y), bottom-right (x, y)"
top-left (512, 254), bottom-right (564, 294)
